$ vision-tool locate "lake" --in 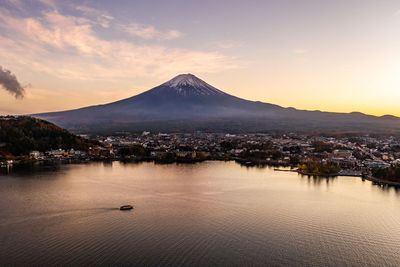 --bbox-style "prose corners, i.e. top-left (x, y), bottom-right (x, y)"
top-left (1, 161), bottom-right (399, 266)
